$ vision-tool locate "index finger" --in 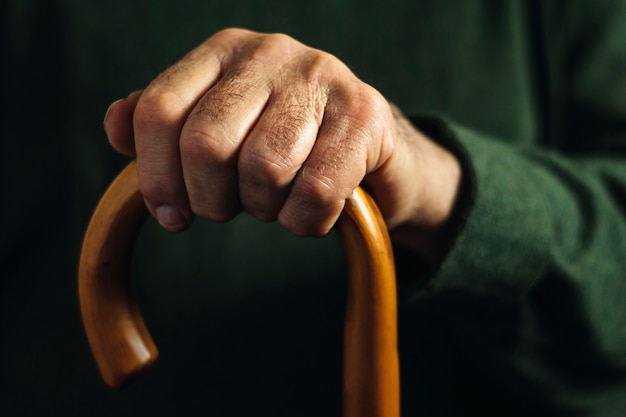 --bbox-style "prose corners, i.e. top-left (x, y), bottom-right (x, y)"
top-left (132, 28), bottom-right (254, 231)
